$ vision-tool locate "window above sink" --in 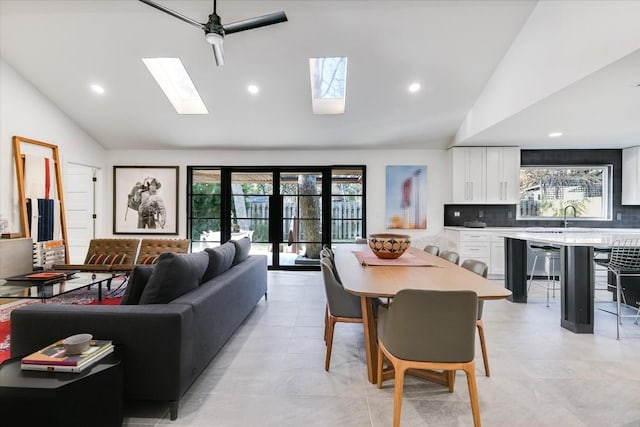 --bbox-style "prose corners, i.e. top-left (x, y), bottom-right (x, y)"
top-left (518, 165), bottom-right (613, 221)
